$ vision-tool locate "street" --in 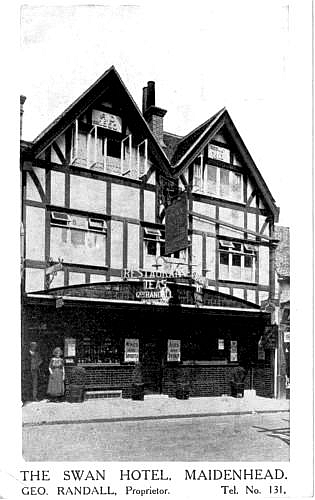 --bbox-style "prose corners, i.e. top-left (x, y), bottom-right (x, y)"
top-left (23, 412), bottom-right (289, 461)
